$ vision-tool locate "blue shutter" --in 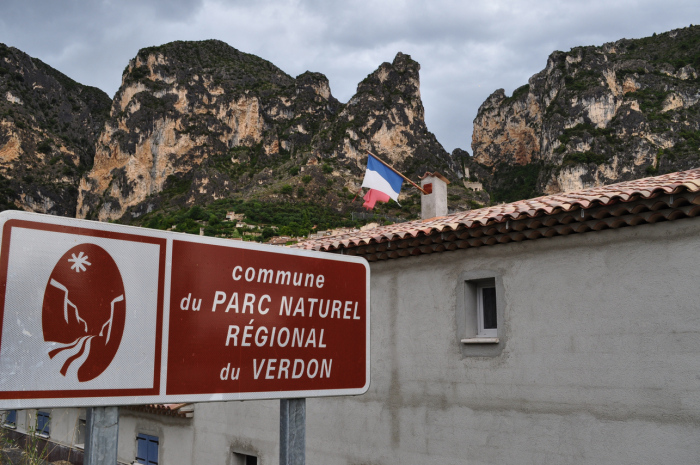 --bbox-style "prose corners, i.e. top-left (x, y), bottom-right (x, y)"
top-left (37, 411), bottom-right (50, 435)
top-left (5, 410), bottom-right (16, 426)
top-left (136, 435), bottom-right (148, 464)
top-left (147, 436), bottom-right (159, 465)
top-left (136, 434), bottom-right (159, 465)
